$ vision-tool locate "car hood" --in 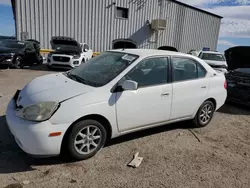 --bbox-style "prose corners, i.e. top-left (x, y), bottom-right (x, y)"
top-left (204, 60), bottom-right (227, 66)
top-left (50, 36), bottom-right (81, 54)
top-left (17, 73), bottom-right (94, 107)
